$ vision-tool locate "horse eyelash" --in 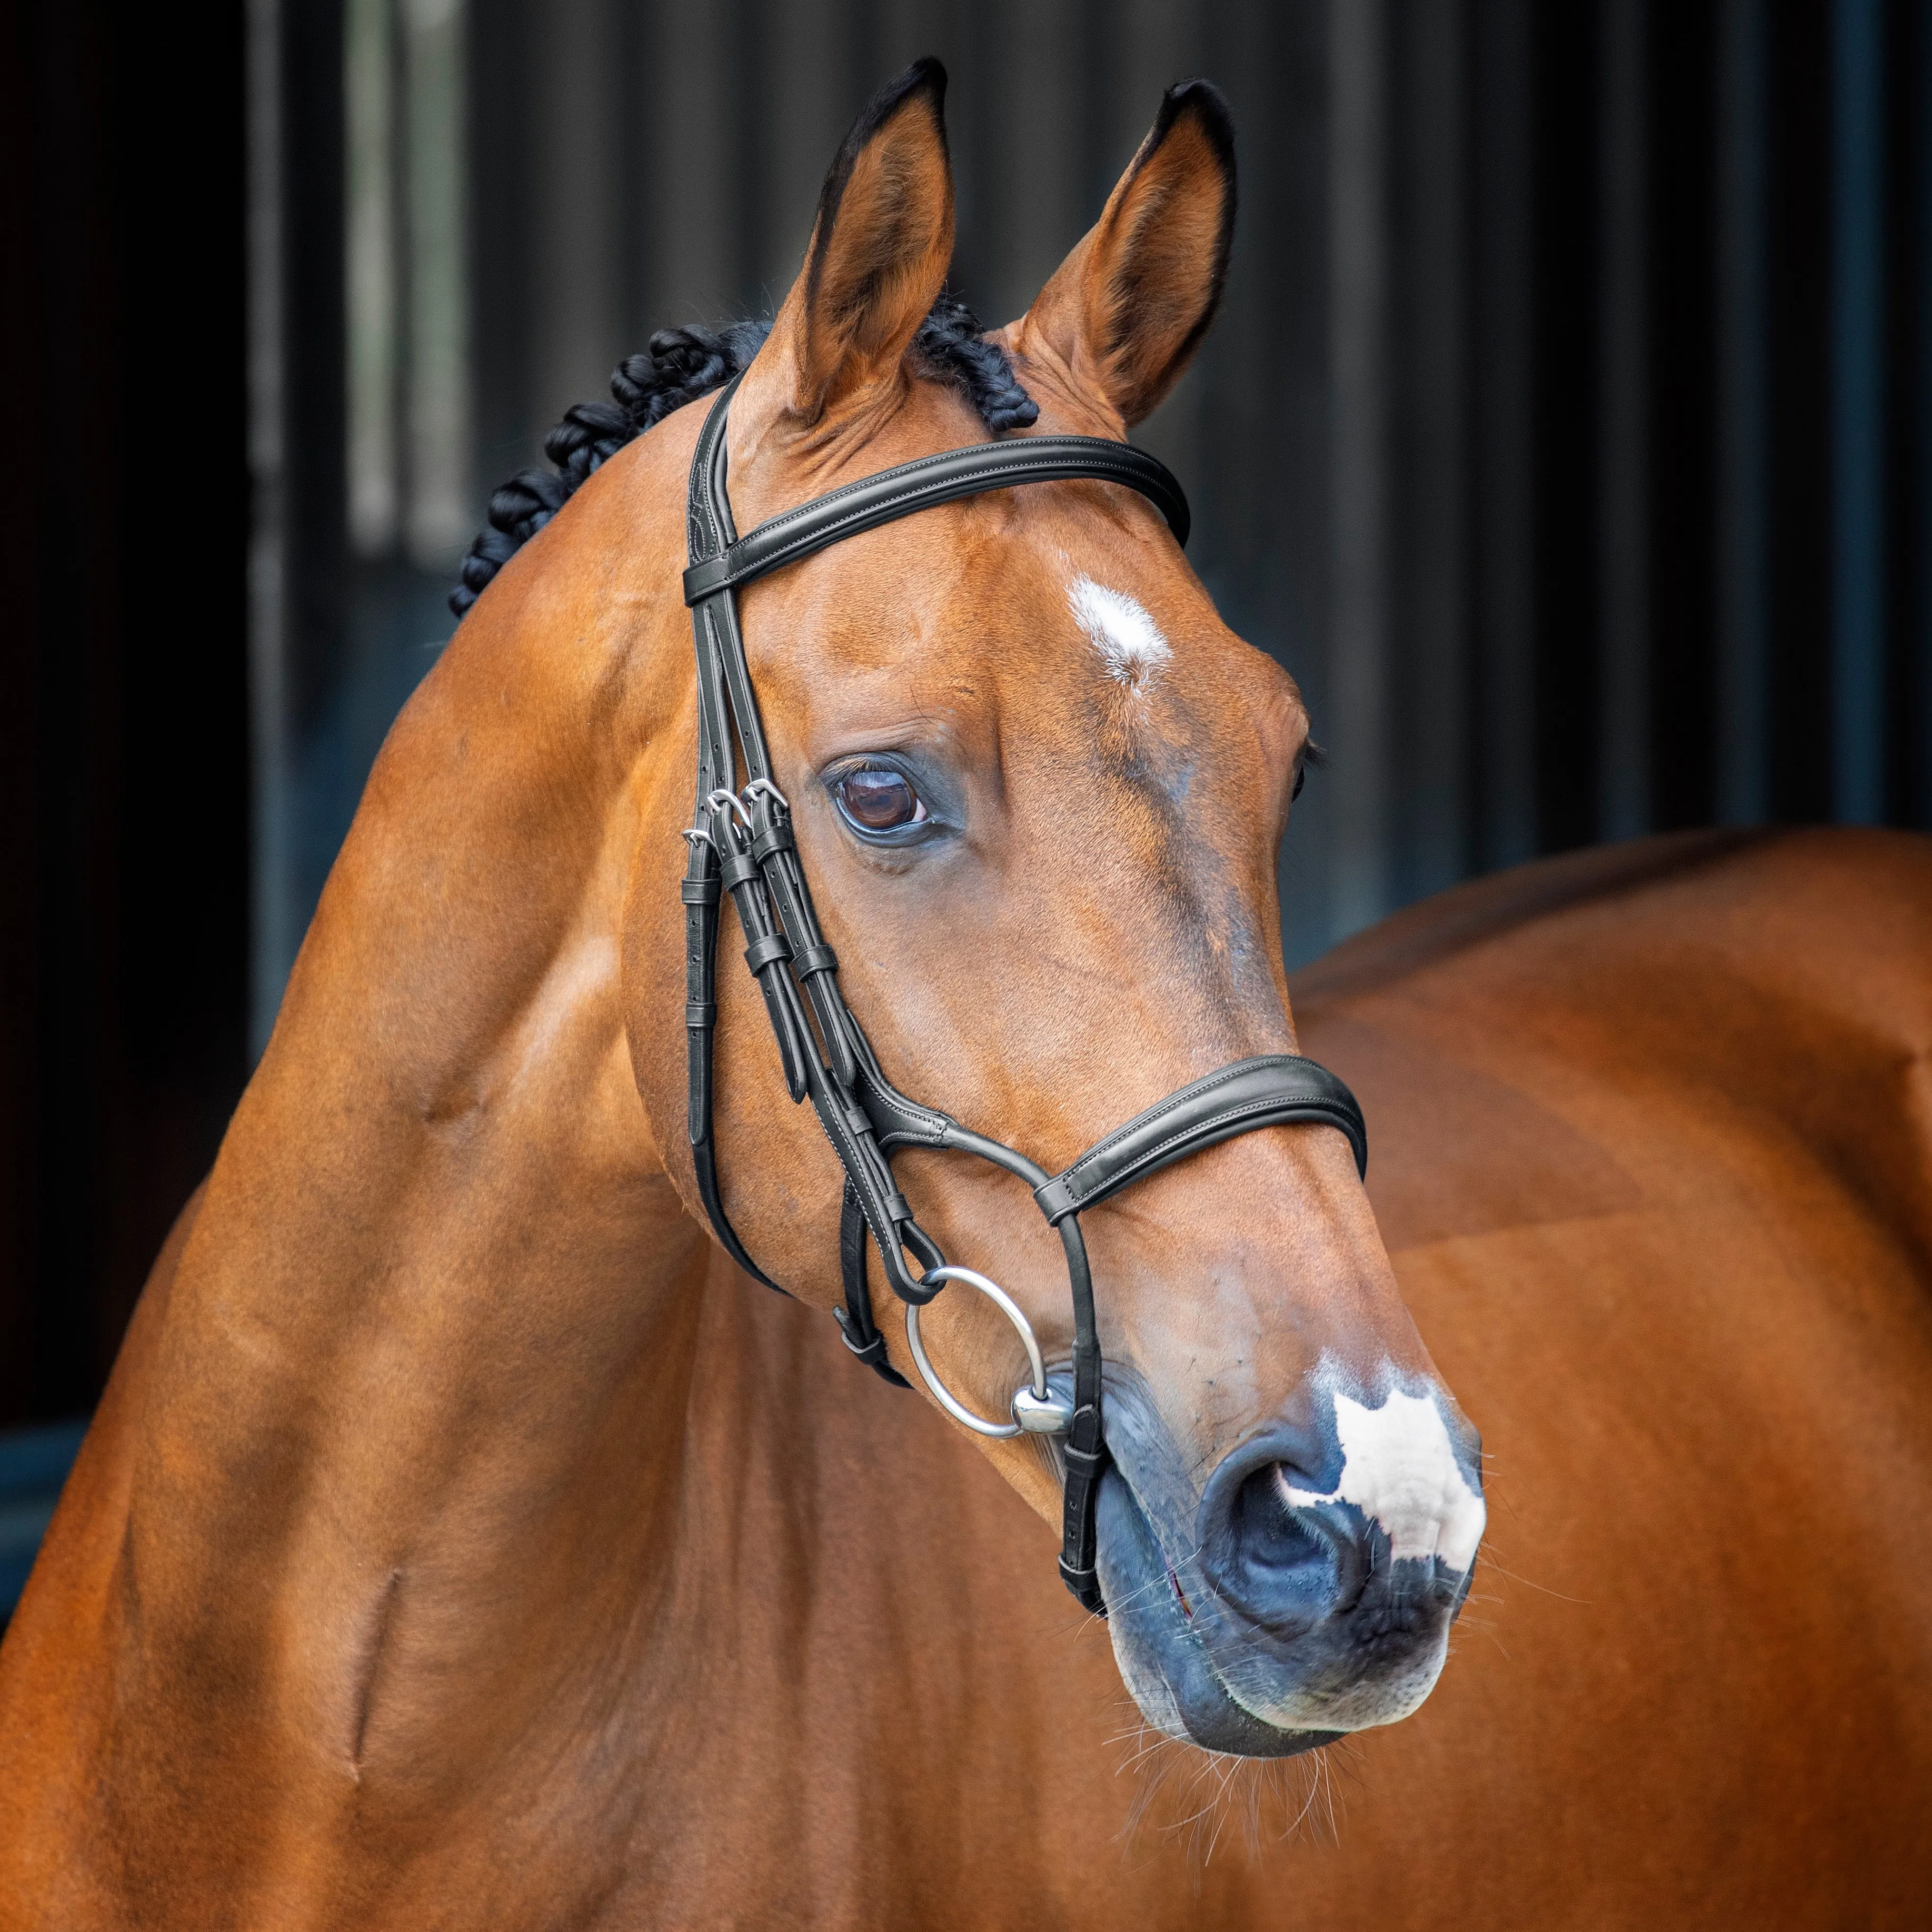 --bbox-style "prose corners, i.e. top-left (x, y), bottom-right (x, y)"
top-left (1292, 741), bottom-right (1326, 802)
